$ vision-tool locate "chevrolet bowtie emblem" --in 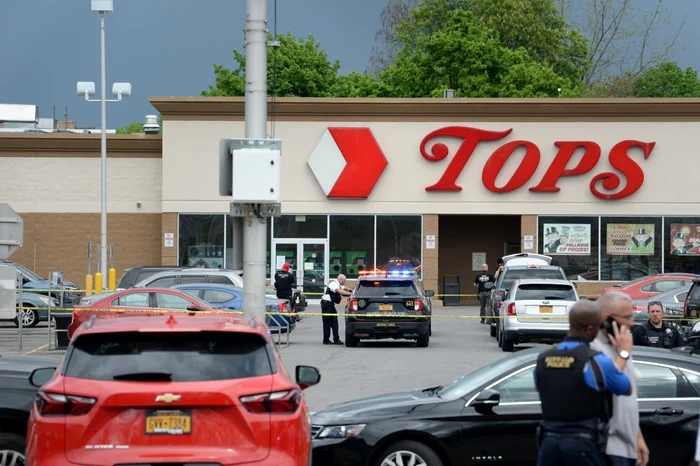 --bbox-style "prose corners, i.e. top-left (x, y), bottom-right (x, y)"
top-left (155, 393), bottom-right (181, 403)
